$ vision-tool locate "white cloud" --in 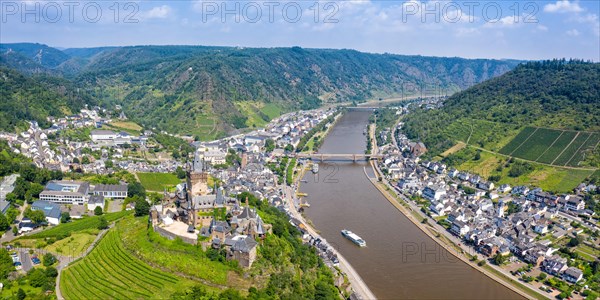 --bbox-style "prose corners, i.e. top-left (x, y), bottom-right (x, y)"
top-left (566, 29), bottom-right (580, 36)
top-left (142, 5), bottom-right (172, 19)
top-left (483, 16), bottom-right (523, 29)
top-left (454, 27), bottom-right (480, 37)
top-left (543, 0), bottom-right (583, 13)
